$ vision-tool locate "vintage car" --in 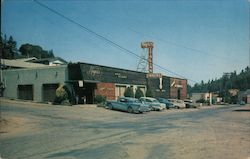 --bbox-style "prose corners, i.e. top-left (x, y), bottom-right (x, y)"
top-left (156, 97), bottom-right (175, 109)
top-left (106, 97), bottom-right (150, 113)
top-left (184, 99), bottom-right (198, 108)
top-left (139, 97), bottom-right (166, 111)
top-left (168, 99), bottom-right (186, 109)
